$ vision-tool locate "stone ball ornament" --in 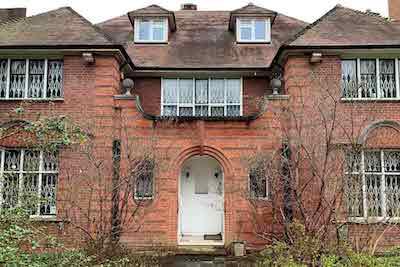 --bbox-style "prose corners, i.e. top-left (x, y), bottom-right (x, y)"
top-left (271, 78), bottom-right (282, 95)
top-left (122, 78), bottom-right (134, 95)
